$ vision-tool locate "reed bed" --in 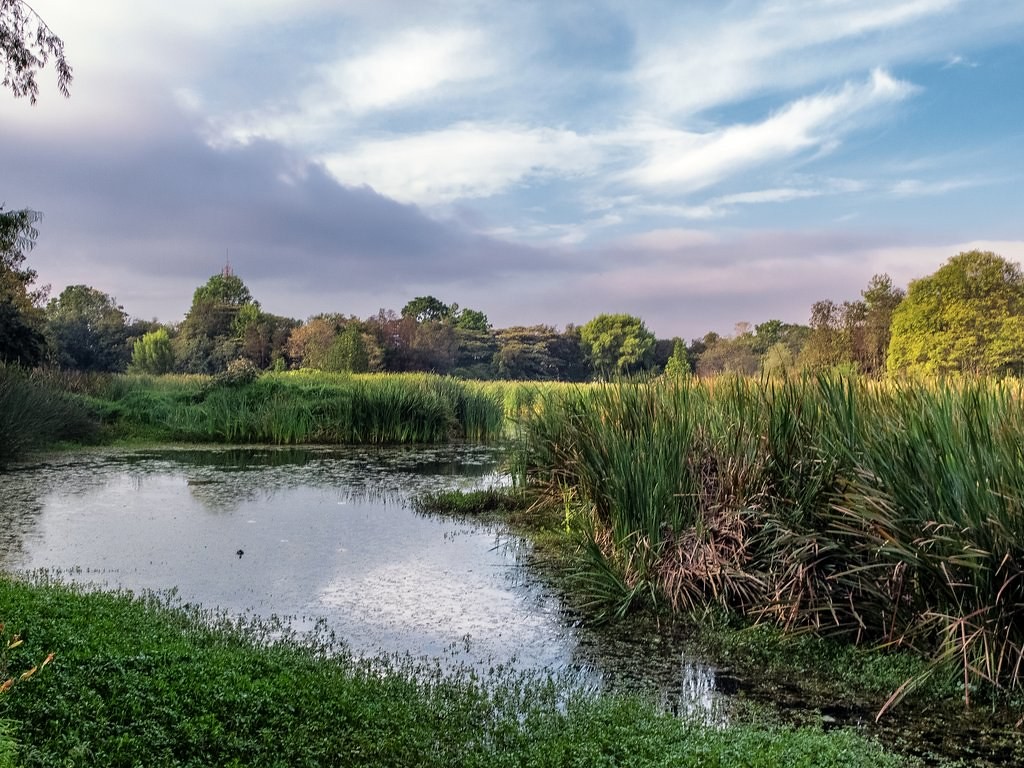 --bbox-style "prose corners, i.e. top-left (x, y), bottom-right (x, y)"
top-left (0, 363), bottom-right (99, 465)
top-left (516, 374), bottom-right (1024, 703)
top-left (91, 371), bottom-right (547, 444)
